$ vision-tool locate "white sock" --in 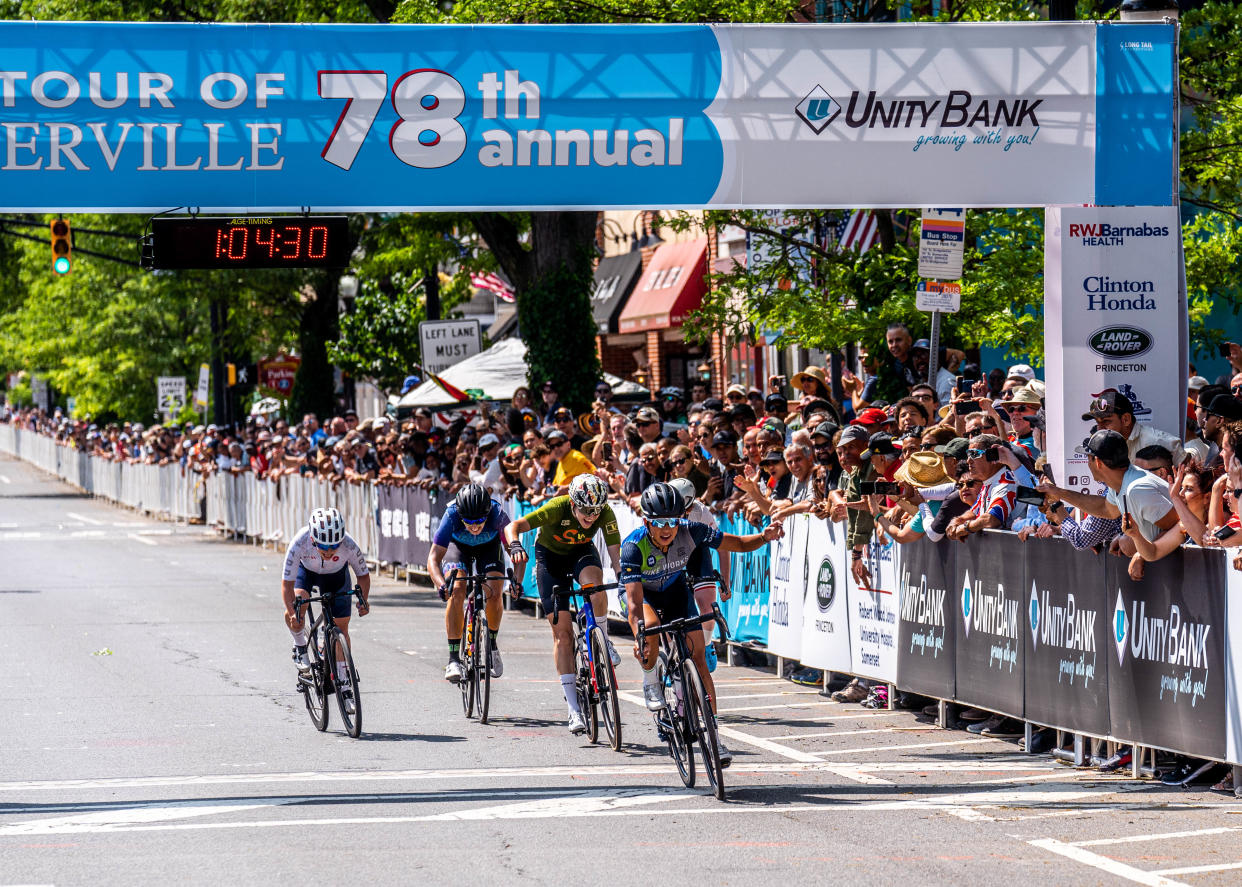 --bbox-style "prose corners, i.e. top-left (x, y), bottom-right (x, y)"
top-left (337, 663), bottom-right (348, 683)
top-left (642, 663), bottom-right (659, 687)
top-left (290, 627), bottom-right (308, 646)
top-left (561, 674), bottom-right (581, 714)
